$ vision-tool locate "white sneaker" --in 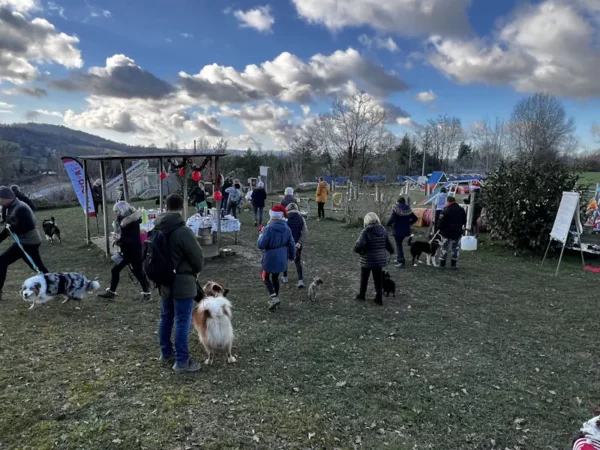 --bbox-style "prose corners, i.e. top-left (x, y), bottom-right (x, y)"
top-left (268, 295), bottom-right (281, 311)
top-left (297, 280), bottom-right (305, 288)
top-left (282, 277), bottom-right (289, 283)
